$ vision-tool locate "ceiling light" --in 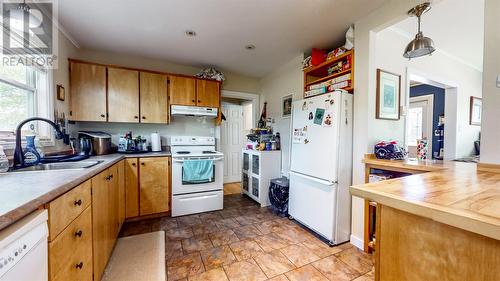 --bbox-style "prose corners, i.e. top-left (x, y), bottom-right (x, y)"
top-left (185, 30), bottom-right (196, 37)
top-left (9, 1), bottom-right (42, 29)
top-left (245, 44), bottom-right (256, 50)
top-left (403, 2), bottom-right (435, 59)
